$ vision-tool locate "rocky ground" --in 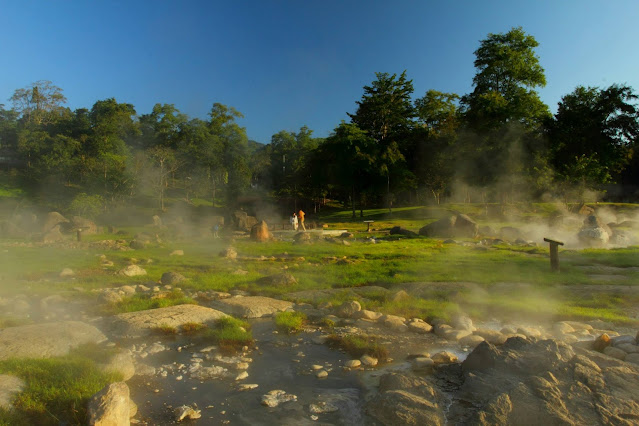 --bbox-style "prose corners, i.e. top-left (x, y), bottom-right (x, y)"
top-left (1, 282), bottom-right (639, 425)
